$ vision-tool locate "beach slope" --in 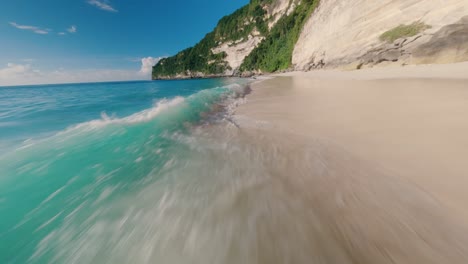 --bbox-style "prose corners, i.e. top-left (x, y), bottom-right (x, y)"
top-left (234, 62), bottom-right (468, 263)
